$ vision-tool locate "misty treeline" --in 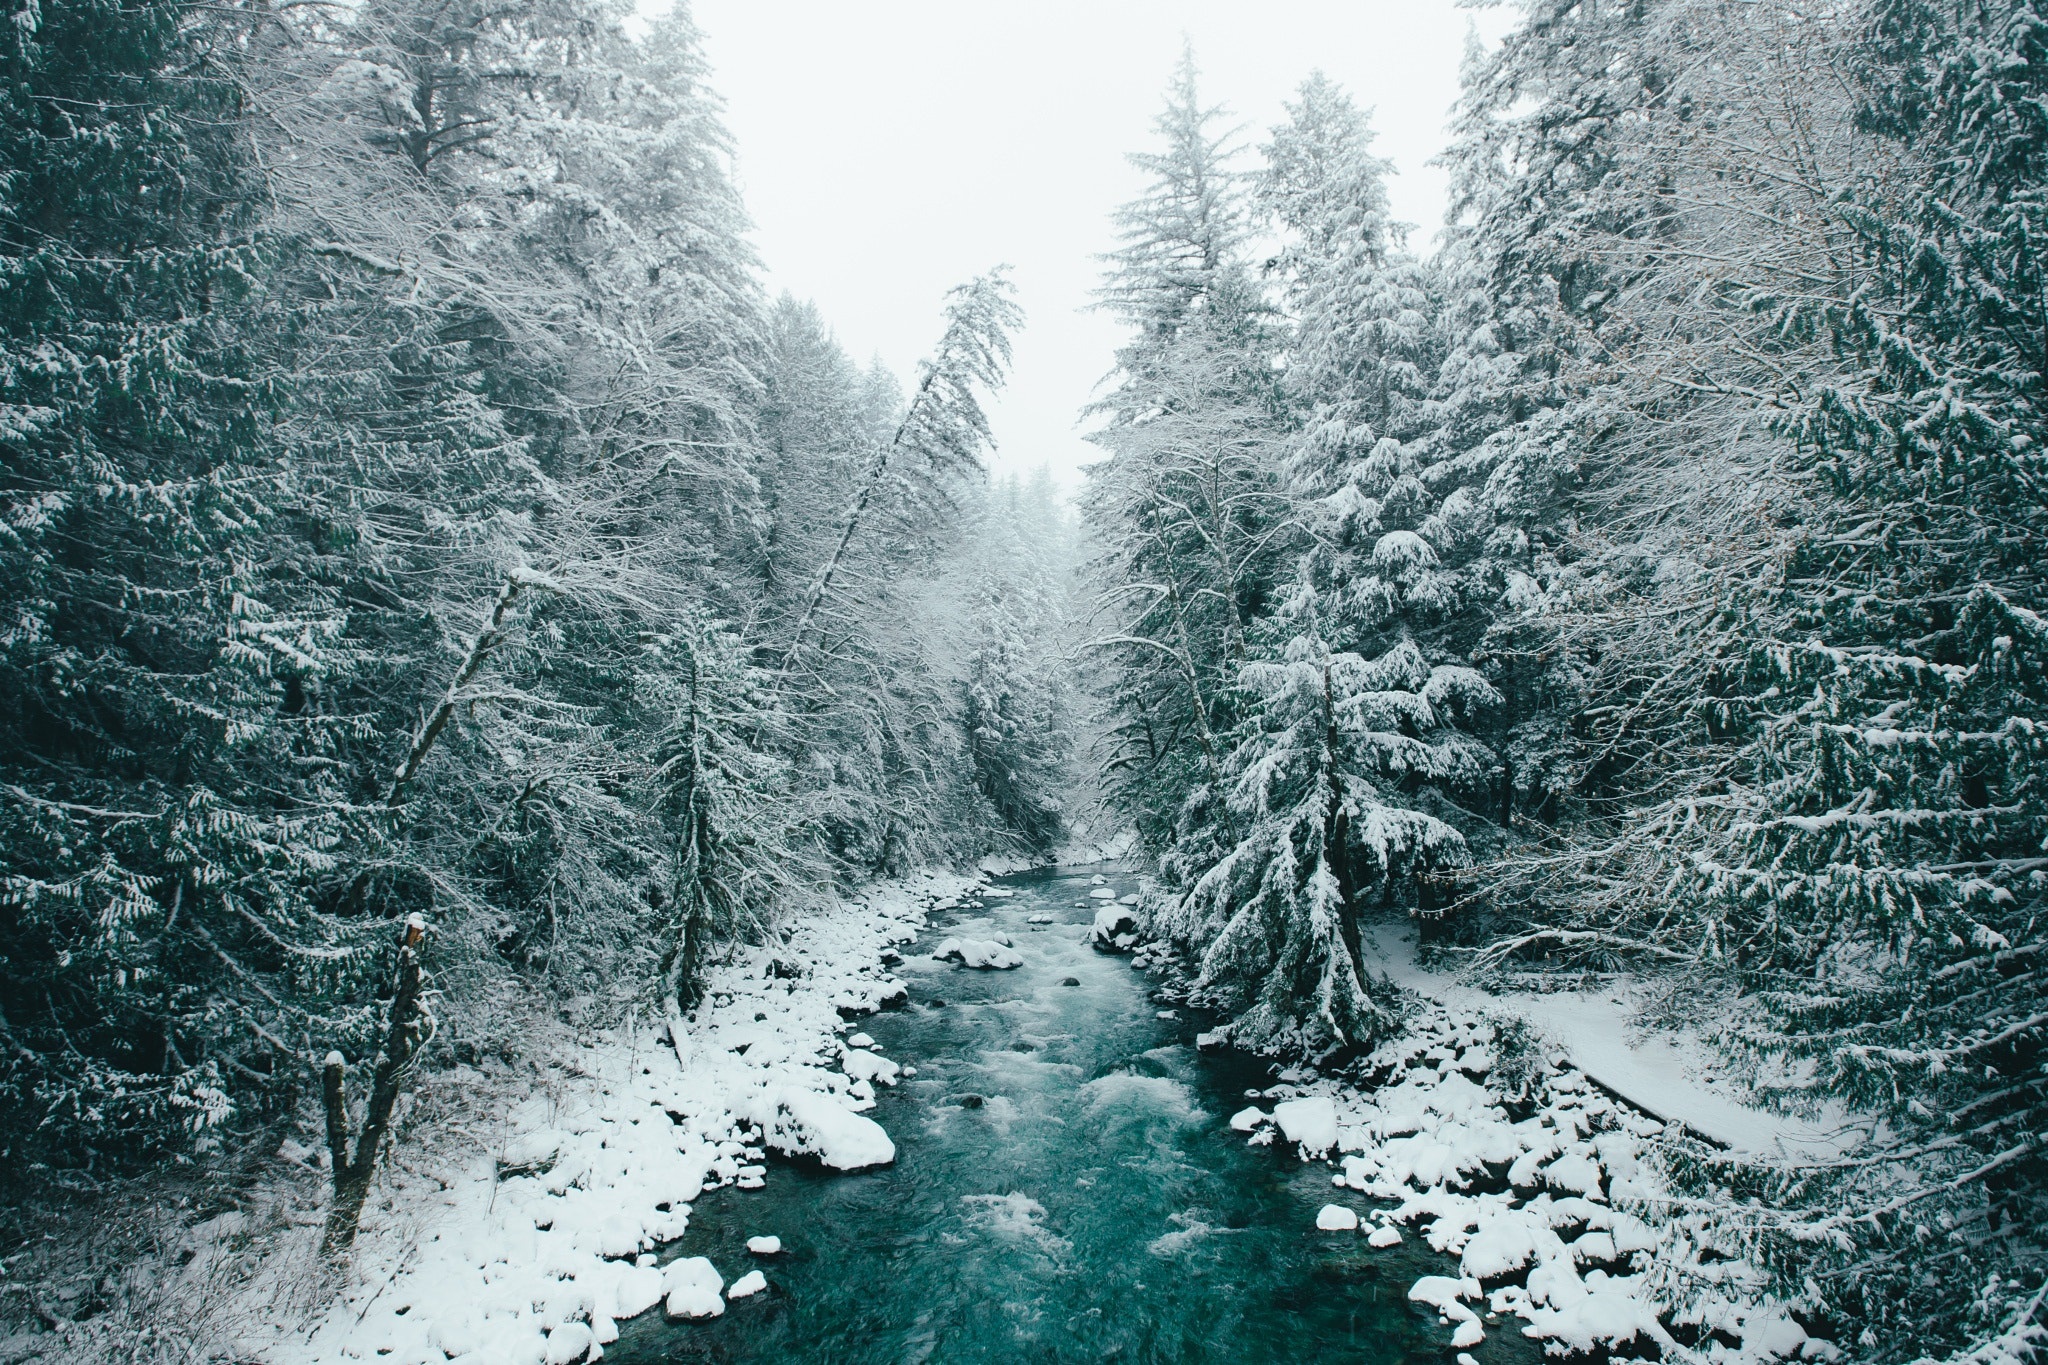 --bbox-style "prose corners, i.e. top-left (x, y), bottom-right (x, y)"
top-left (0, 0), bottom-right (1085, 1207)
top-left (1085, 4), bottom-right (2045, 1358)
